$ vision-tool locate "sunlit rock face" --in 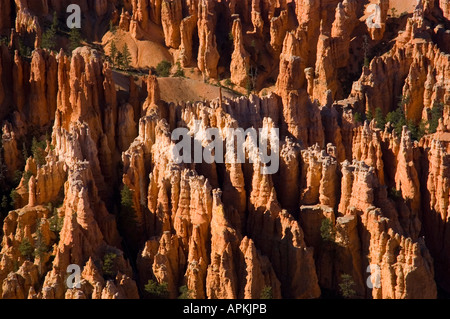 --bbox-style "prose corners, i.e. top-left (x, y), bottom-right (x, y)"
top-left (0, 0), bottom-right (448, 299)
